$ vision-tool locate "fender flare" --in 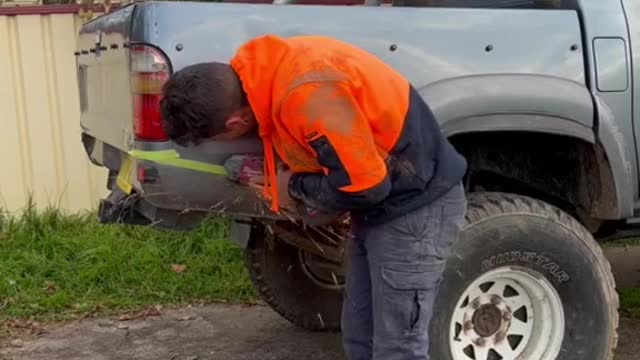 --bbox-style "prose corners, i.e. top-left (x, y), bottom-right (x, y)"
top-left (417, 74), bottom-right (595, 142)
top-left (592, 95), bottom-right (635, 219)
top-left (417, 74), bottom-right (632, 219)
